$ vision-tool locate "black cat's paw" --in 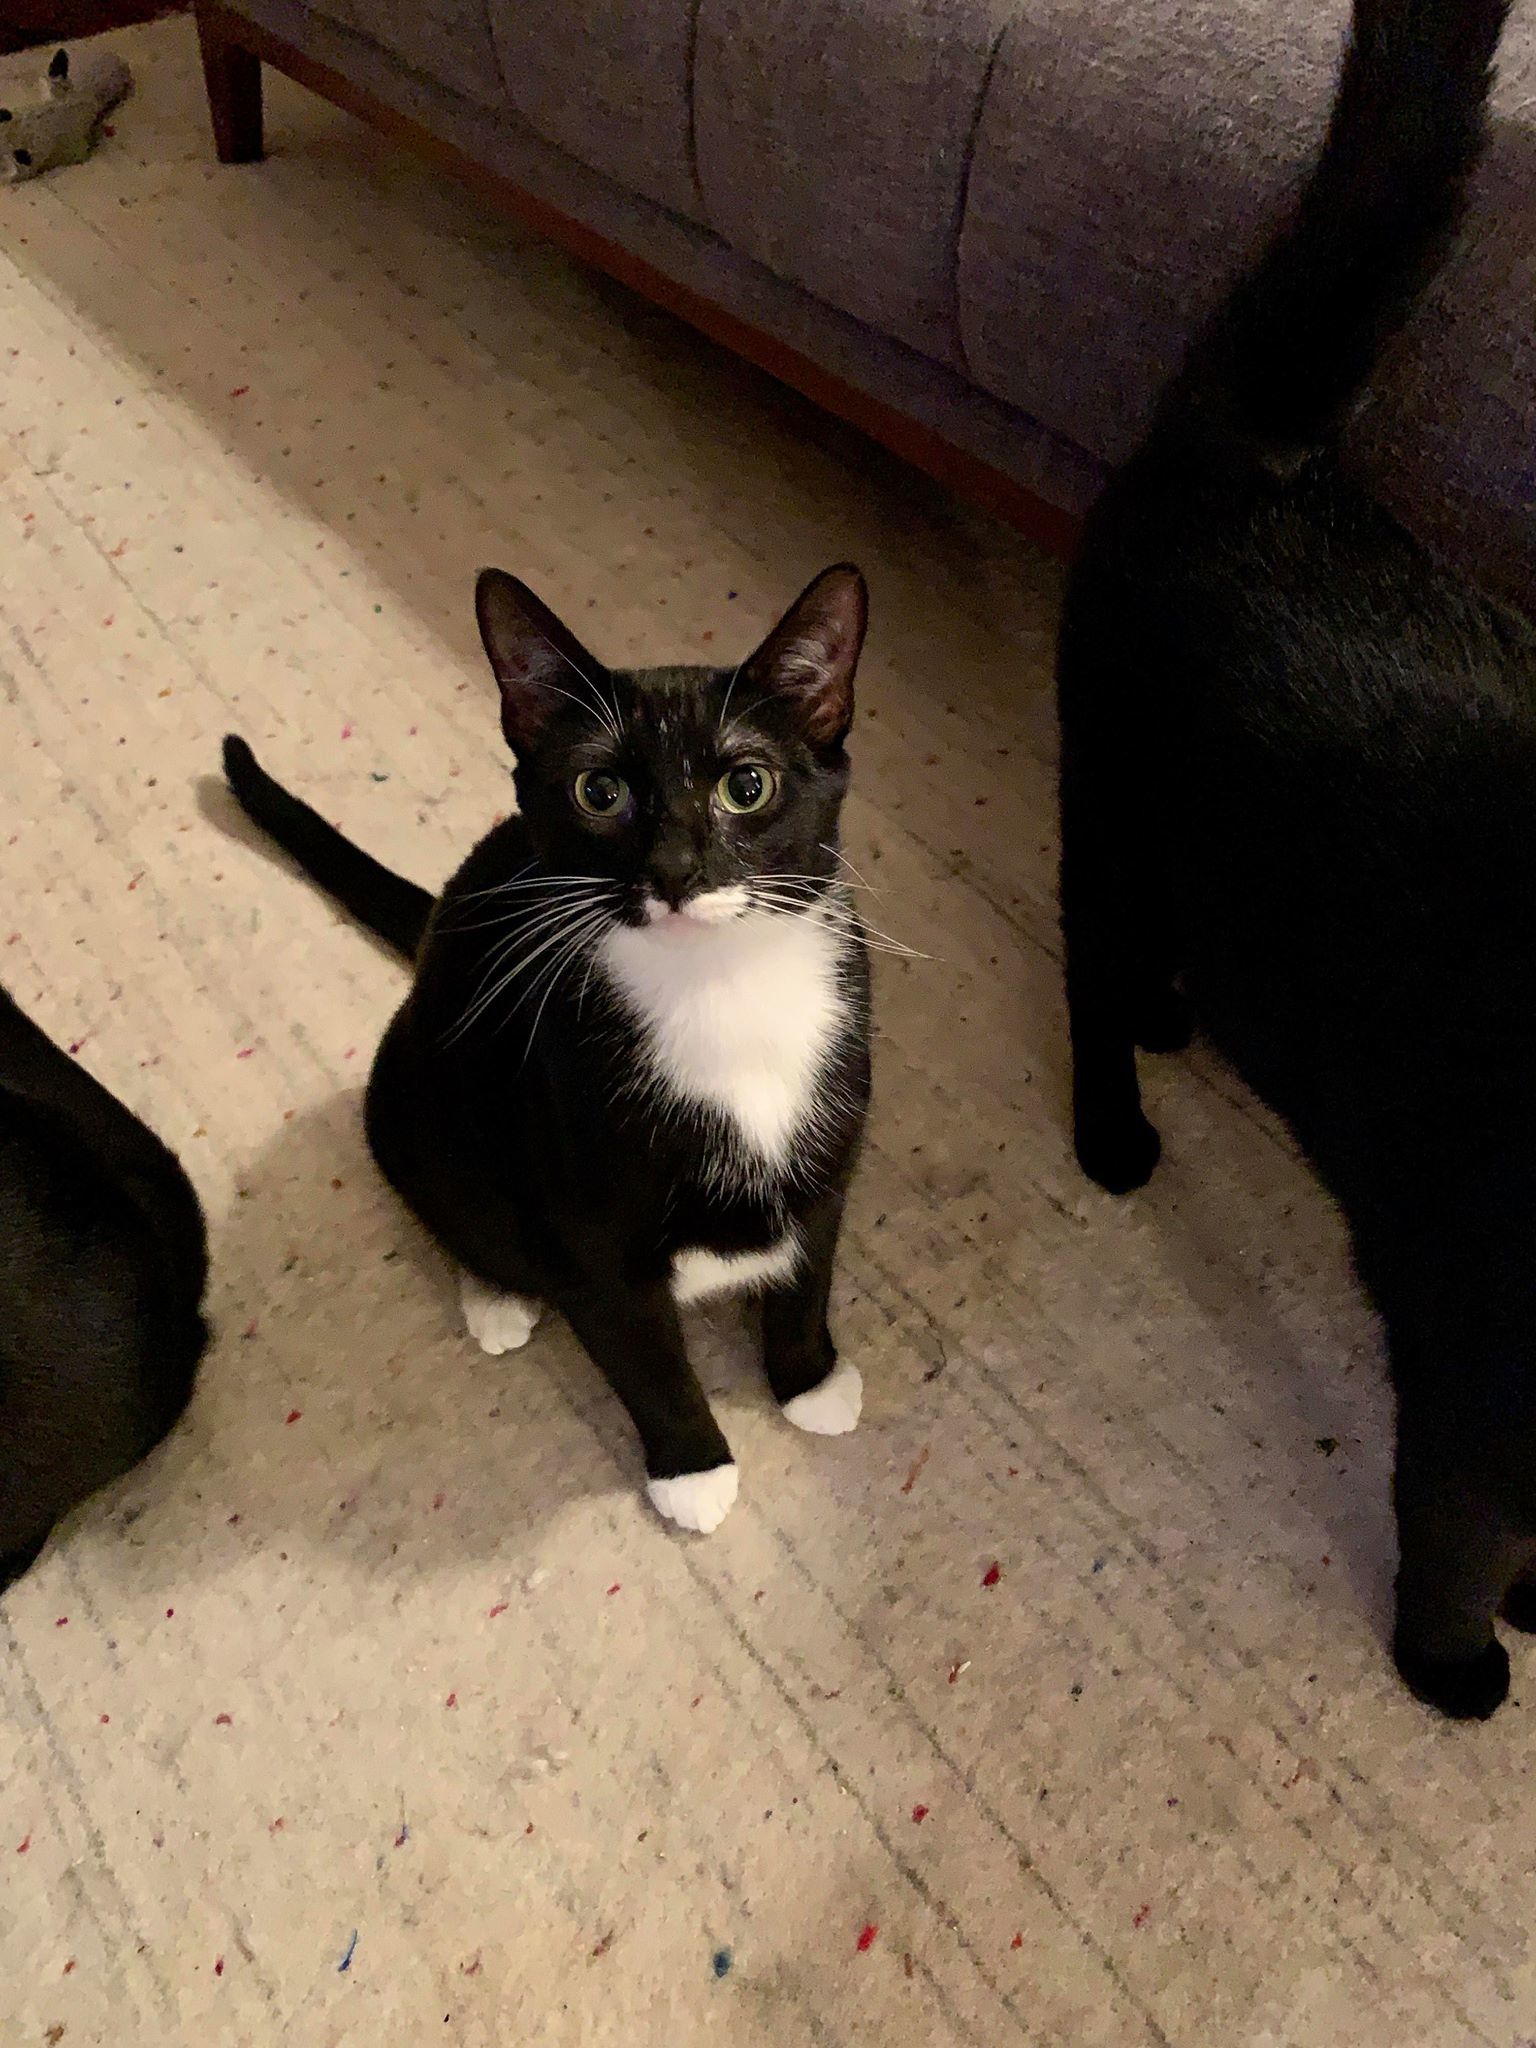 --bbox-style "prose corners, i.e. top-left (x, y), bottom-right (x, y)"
top-left (1134, 987), bottom-right (1193, 1055)
top-left (1501, 1584), bottom-right (1536, 1633)
top-left (1075, 1114), bottom-right (1162, 1196)
top-left (1393, 1631), bottom-right (1510, 1720)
